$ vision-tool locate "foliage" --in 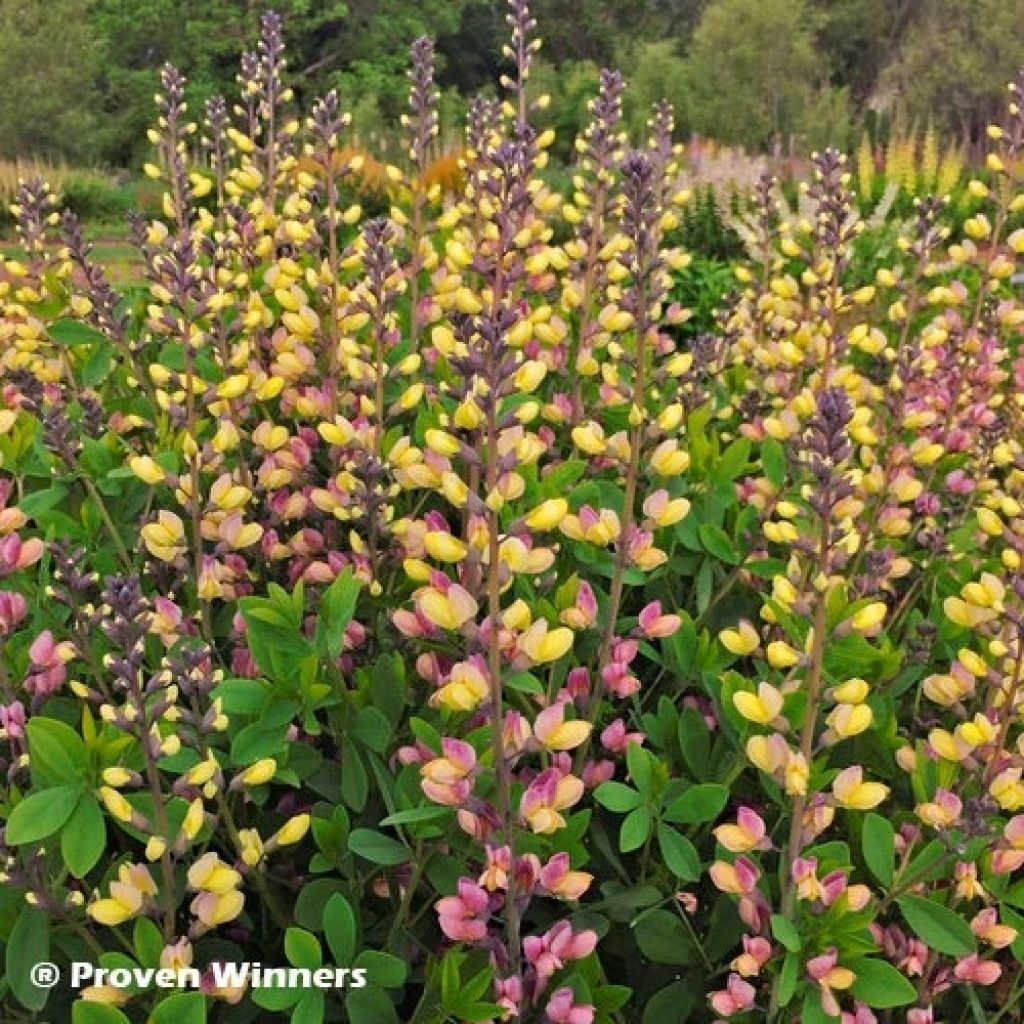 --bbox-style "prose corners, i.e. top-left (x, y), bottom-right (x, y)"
top-left (3, 6), bottom-right (1024, 1024)
top-left (681, 0), bottom-right (822, 150)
